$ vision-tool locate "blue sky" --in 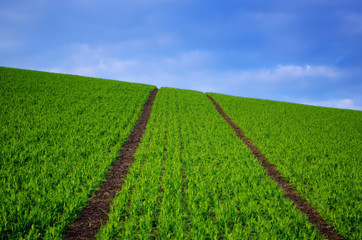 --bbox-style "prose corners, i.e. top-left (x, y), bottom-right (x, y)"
top-left (1, 0), bottom-right (362, 110)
